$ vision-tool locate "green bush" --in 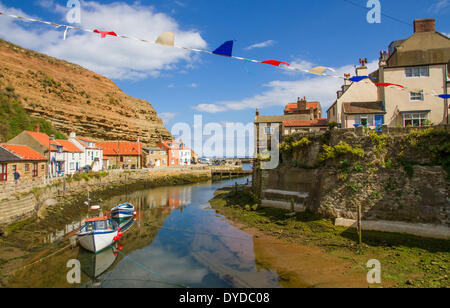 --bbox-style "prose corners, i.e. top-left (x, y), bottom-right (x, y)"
top-left (318, 141), bottom-right (364, 163)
